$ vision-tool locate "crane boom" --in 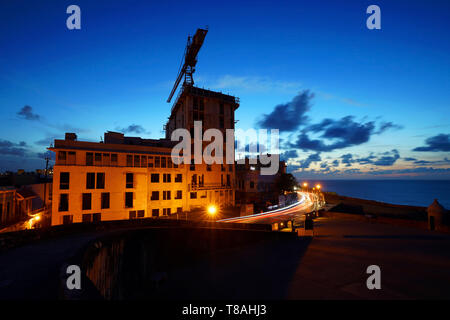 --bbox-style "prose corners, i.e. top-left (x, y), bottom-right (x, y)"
top-left (167, 28), bottom-right (208, 103)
